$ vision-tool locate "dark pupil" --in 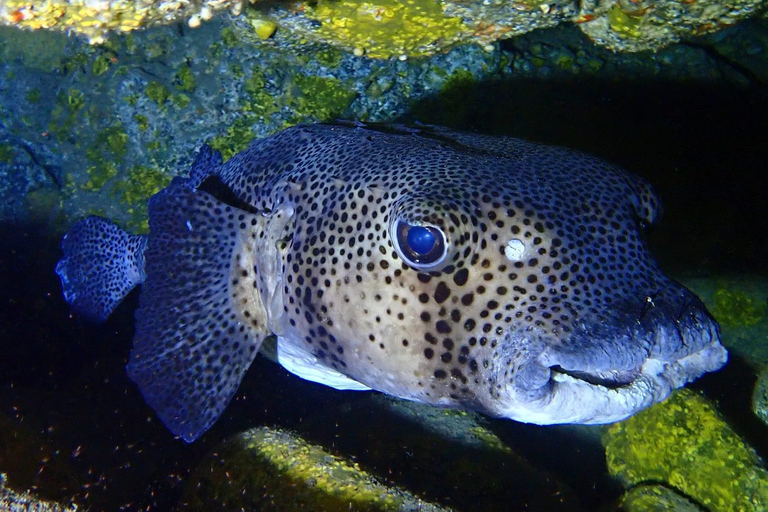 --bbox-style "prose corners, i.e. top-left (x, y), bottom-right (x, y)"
top-left (407, 226), bottom-right (436, 255)
top-left (396, 221), bottom-right (445, 266)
